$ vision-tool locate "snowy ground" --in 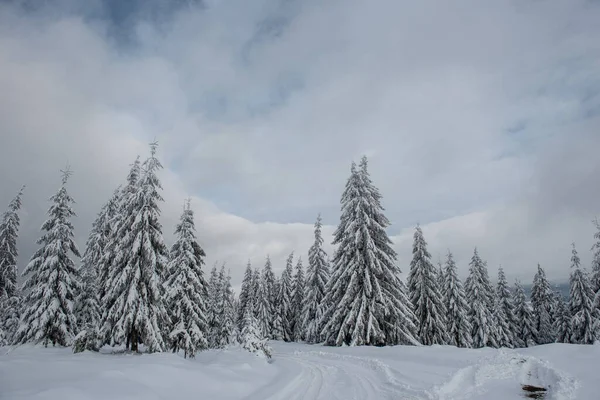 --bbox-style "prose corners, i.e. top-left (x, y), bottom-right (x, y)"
top-left (1, 341), bottom-right (597, 399)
